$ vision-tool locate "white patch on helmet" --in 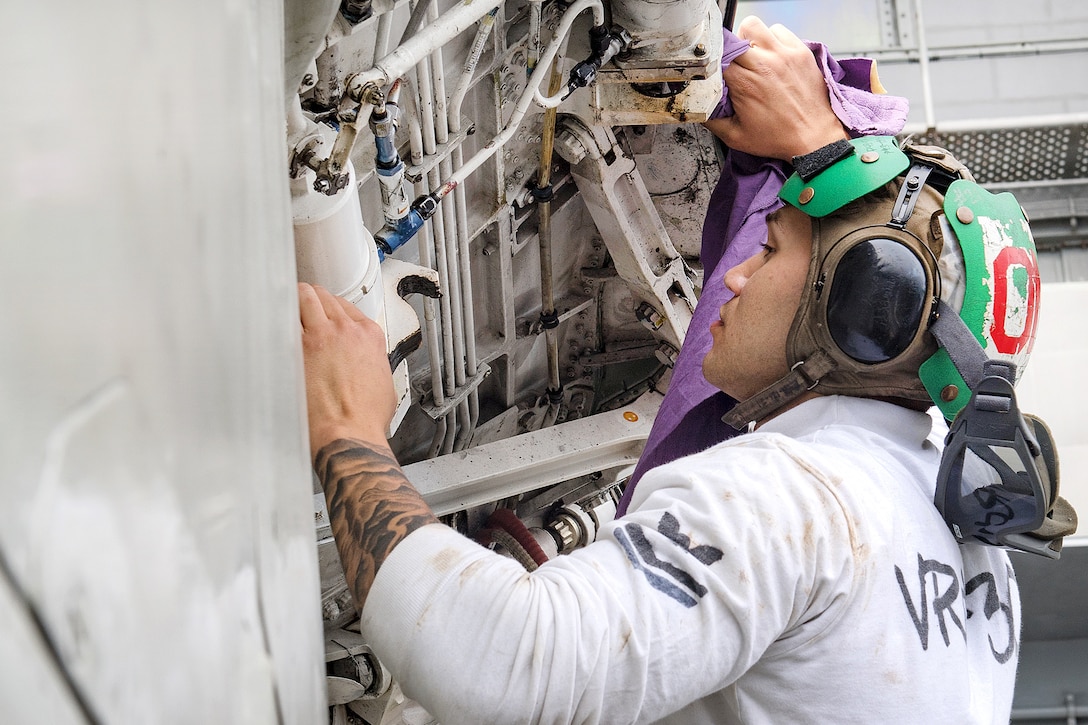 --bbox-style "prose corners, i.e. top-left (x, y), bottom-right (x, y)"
top-left (937, 215), bottom-right (966, 314)
top-left (977, 214), bottom-right (1033, 379)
